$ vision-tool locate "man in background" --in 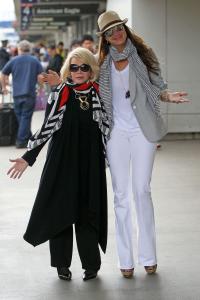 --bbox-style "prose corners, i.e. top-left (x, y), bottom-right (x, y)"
top-left (56, 41), bottom-right (66, 60)
top-left (70, 39), bottom-right (81, 51)
top-left (46, 44), bottom-right (63, 74)
top-left (81, 34), bottom-right (95, 53)
top-left (0, 40), bottom-right (10, 71)
top-left (0, 40), bottom-right (10, 93)
top-left (1, 40), bottom-right (43, 148)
